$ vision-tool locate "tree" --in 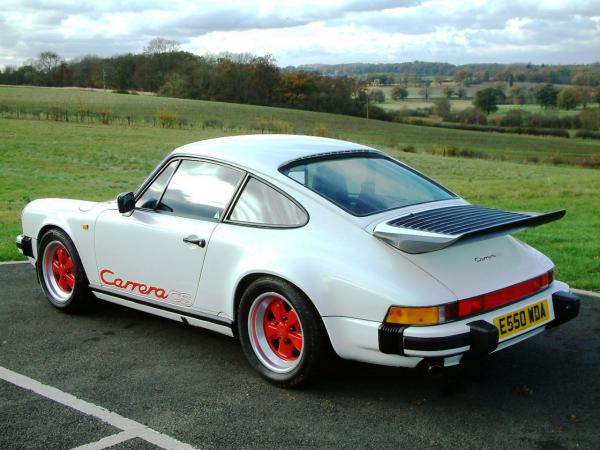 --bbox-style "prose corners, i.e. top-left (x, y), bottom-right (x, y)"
top-left (391, 86), bottom-right (408, 100)
top-left (578, 87), bottom-right (591, 107)
top-left (366, 73), bottom-right (381, 86)
top-left (144, 37), bottom-right (181, 54)
top-left (507, 72), bottom-right (515, 87)
top-left (474, 70), bottom-right (490, 84)
top-left (509, 86), bottom-right (530, 105)
top-left (594, 90), bottom-right (600, 106)
top-left (454, 69), bottom-right (472, 86)
top-left (33, 51), bottom-right (64, 86)
top-left (557, 87), bottom-right (582, 110)
top-left (418, 81), bottom-right (431, 101)
top-left (36, 51), bottom-right (62, 73)
top-left (453, 70), bottom-right (468, 84)
top-left (473, 87), bottom-right (506, 114)
top-left (158, 72), bottom-right (189, 98)
top-left (572, 70), bottom-right (590, 86)
top-left (442, 86), bottom-right (454, 98)
top-left (433, 98), bottom-right (451, 119)
top-left (578, 108), bottom-right (600, 130)
top-left (369, 89), bottom-right (385, 103)
top-left (533, 84), bottom-right (558, 108)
